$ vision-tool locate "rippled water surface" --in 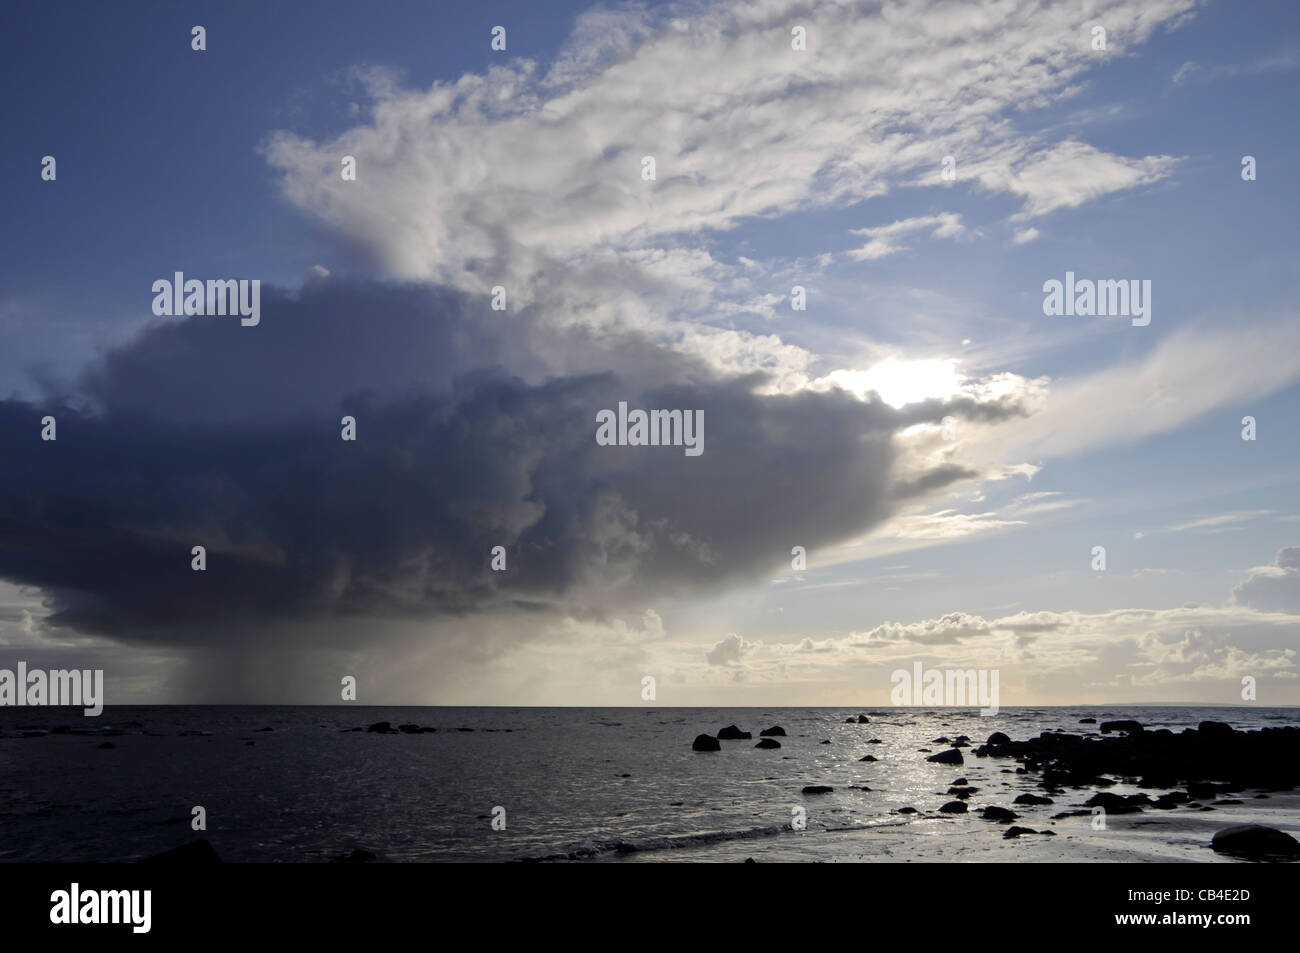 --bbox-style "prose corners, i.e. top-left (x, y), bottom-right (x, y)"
top-left (1, 705), bottom-right (1296, 861)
